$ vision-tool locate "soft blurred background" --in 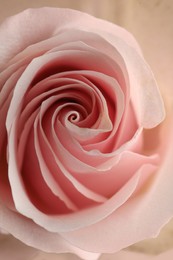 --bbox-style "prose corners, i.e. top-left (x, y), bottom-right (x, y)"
top-left (0, 0), bottom-right (173, 259)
